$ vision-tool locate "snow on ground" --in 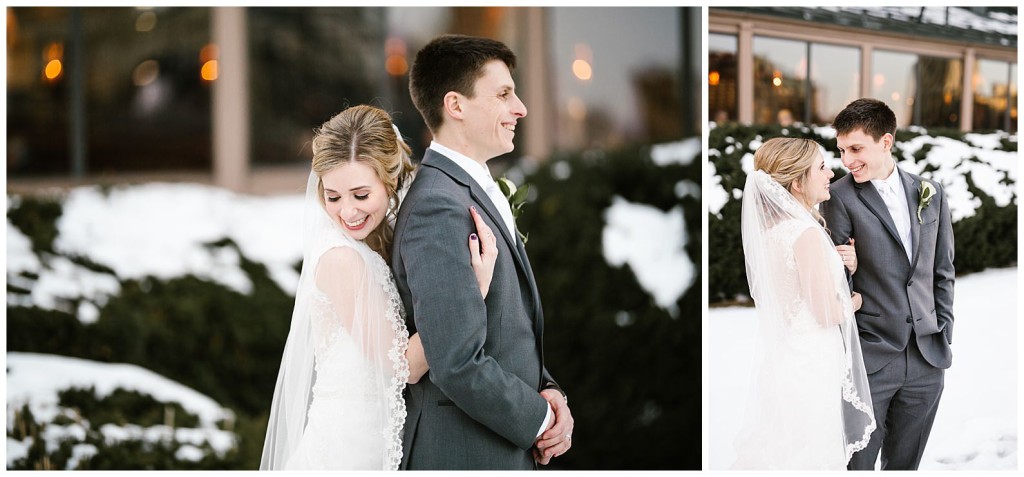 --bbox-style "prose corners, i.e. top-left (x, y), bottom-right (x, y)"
top-left (707, 268), bottom-right (1017, 470)
top-left (6, 352), bottom-right (237, 468)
